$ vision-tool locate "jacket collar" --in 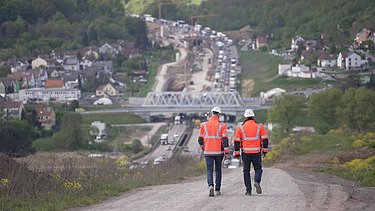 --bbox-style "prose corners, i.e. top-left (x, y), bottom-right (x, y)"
top-left (210, 115), bottom-right (219, 122)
